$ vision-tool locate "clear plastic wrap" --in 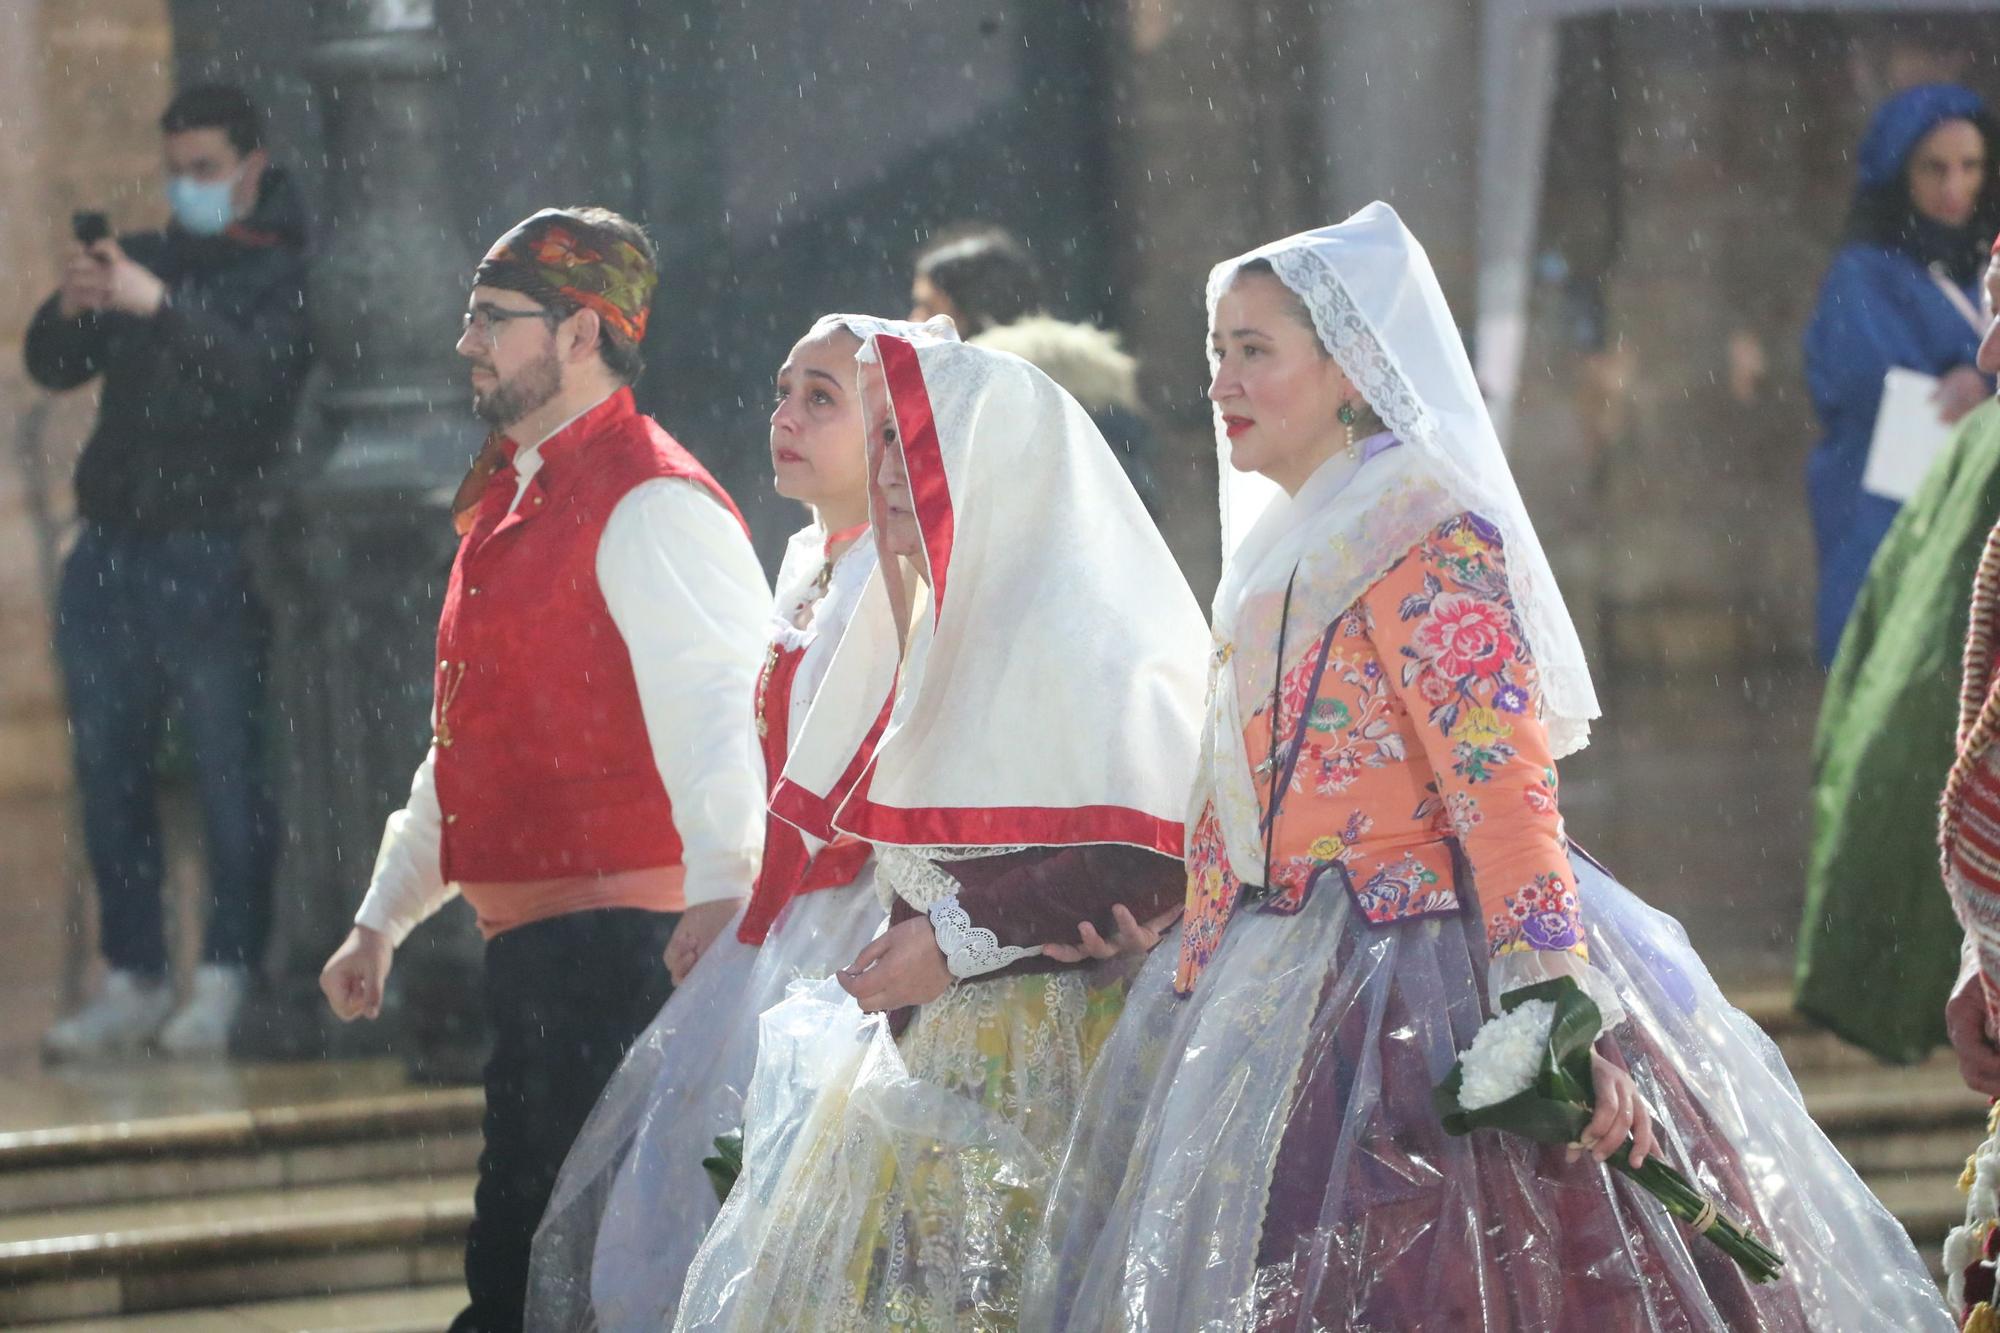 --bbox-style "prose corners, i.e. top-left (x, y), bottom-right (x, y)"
top-left (676, 967), bottom-right (1123, 1330)
top-left (1025, 849), bottom-right (1951, 1331)
top-left (526, 879), bottom-right (885, 1331)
